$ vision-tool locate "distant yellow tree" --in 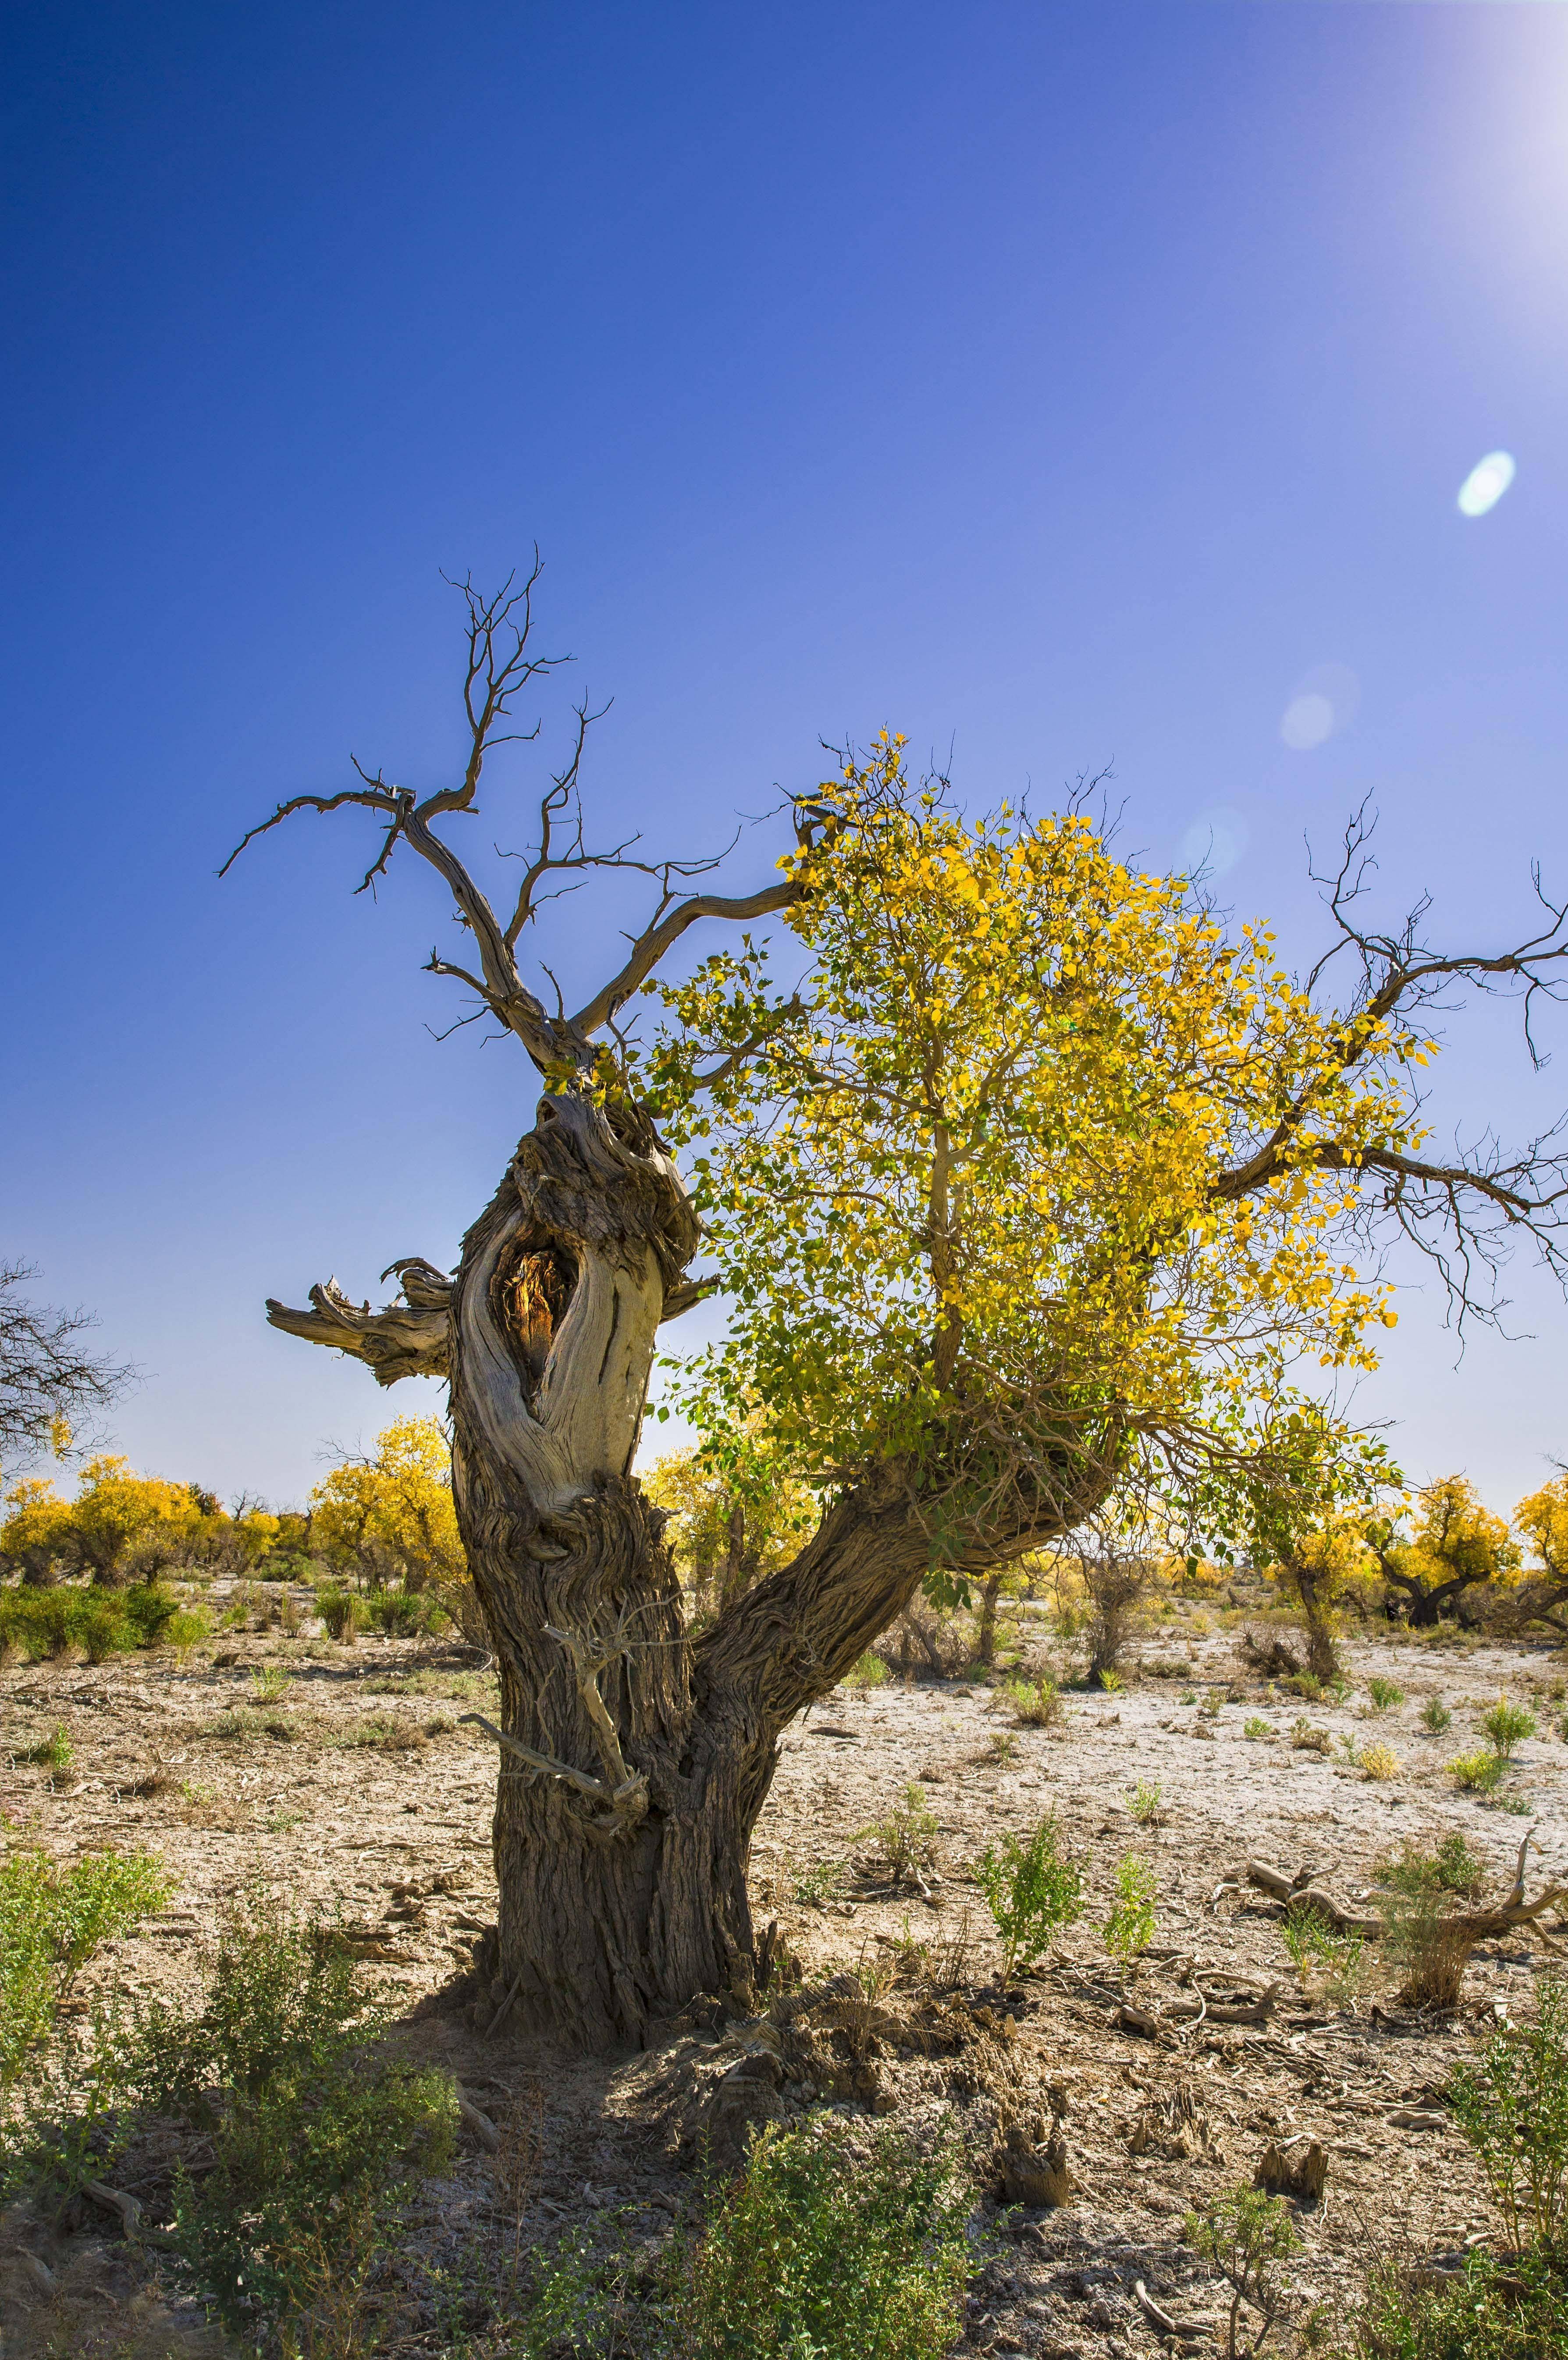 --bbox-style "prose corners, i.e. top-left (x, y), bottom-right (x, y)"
top-left (643, 1439), bottom-right (812, 1618)
top-left (1369, 1475), bottom-right (1521, 1628)
top-left (0, 1455), bottom-right (201, 1585)
top-left (309, 1416), bottom-right (465, 1593)
top-left (1515, 1474), bottom-right (1568, 1631)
